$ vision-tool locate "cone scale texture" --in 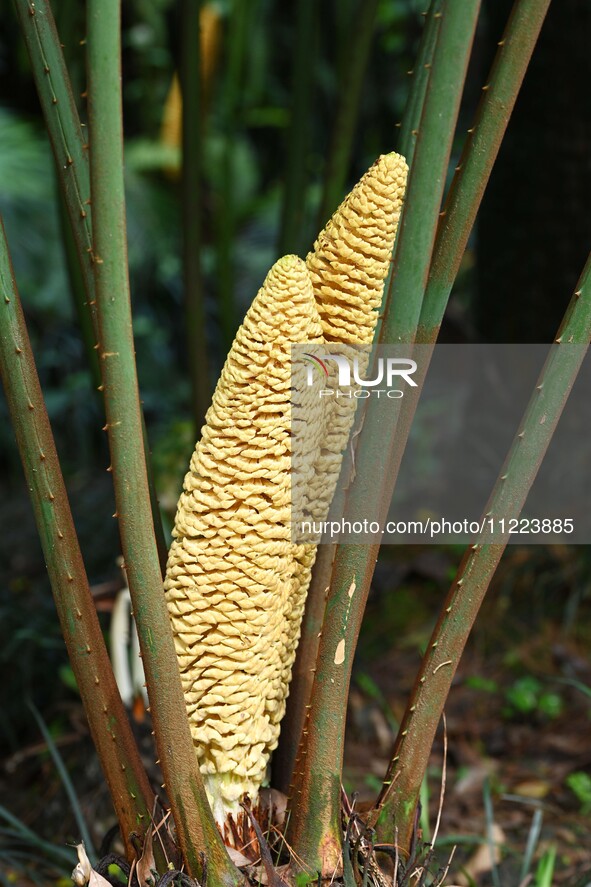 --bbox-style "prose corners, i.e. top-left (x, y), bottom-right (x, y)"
top-left (164, 154), bottom-right (407, 830)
